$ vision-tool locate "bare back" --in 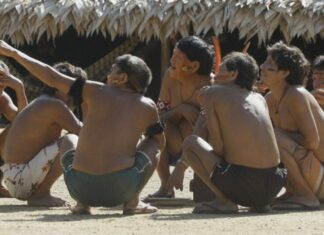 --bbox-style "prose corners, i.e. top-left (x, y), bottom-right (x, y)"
top-left (73, 83), bottom-right (158, 175)
top-left (3, 95), bottom-right (81, 164)
top-left (203, 83), bottom-right (280, 168)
